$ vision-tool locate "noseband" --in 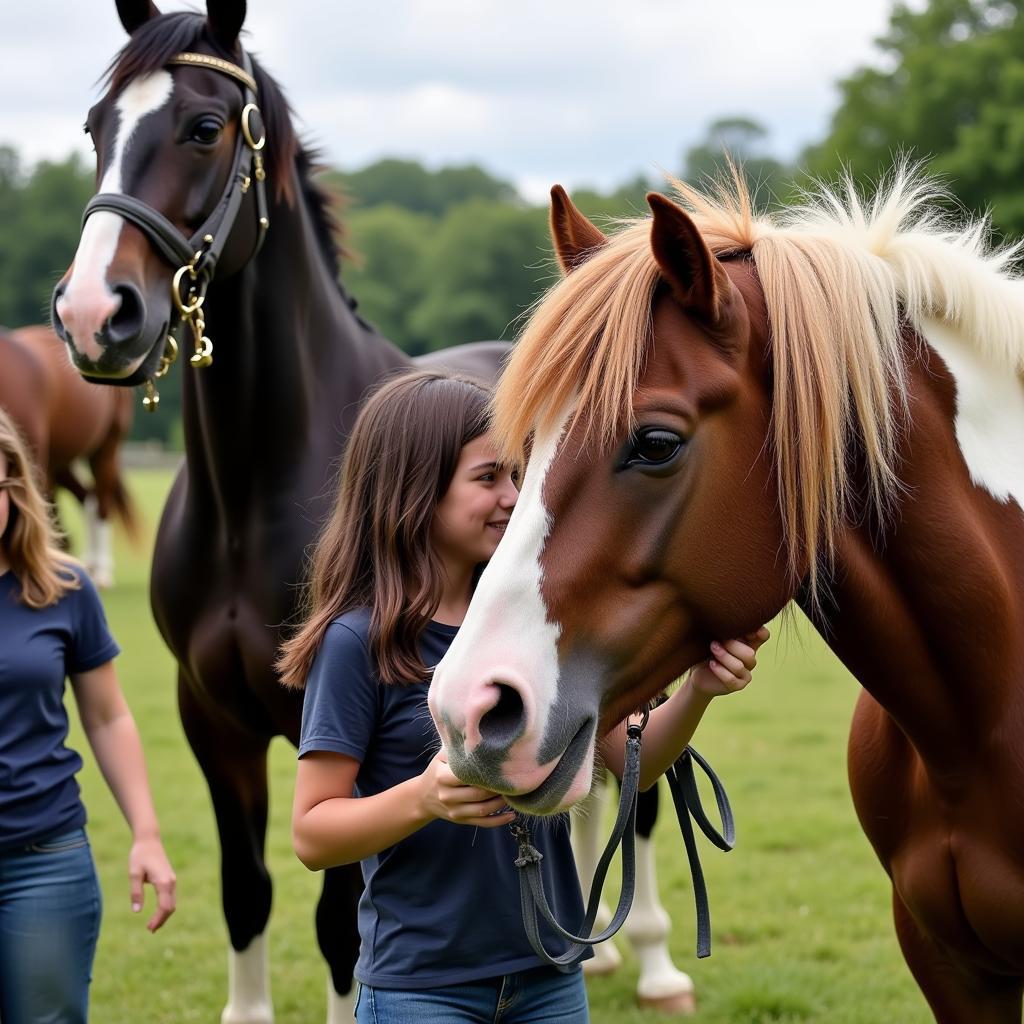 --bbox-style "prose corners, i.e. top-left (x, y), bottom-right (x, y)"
top-left (80, 48), bottom-right (270, 406)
